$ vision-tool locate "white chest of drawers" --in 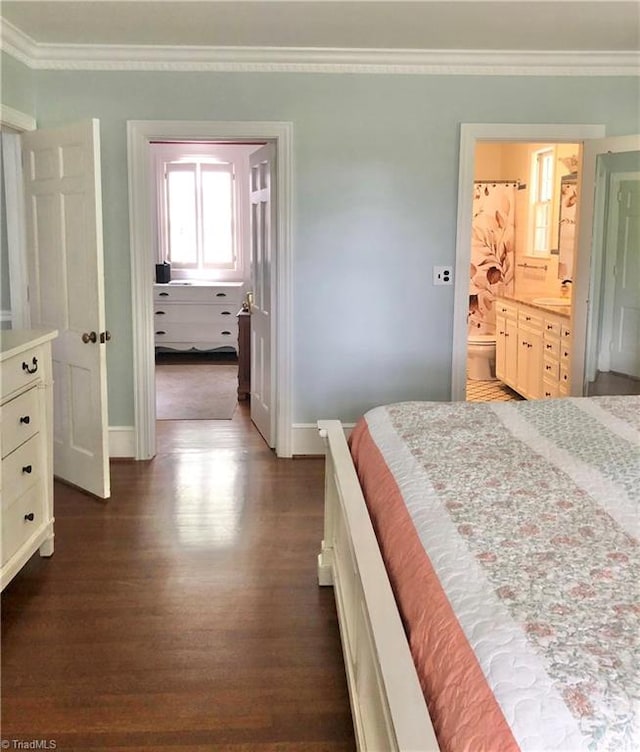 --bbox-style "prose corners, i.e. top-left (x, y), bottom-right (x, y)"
top-left (153, 282), bottom-right (243, 352)
top-left (1, 328), bottom-right (57, 591)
